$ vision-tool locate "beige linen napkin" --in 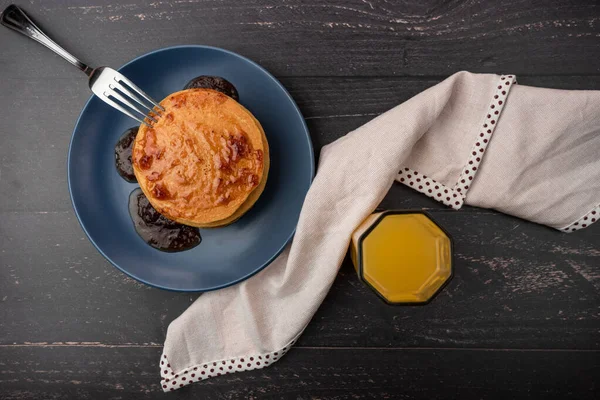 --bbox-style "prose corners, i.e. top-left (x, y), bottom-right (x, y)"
top-left (160, 71), bottom-right (600, 391)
